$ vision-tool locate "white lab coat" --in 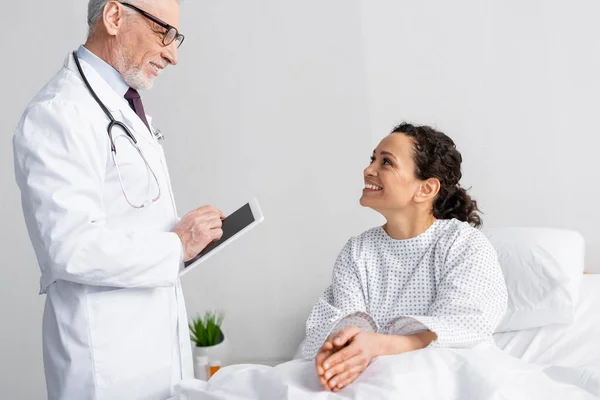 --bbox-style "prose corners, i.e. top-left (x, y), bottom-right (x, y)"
top-left (13, 53), bottom-right (193, 400)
